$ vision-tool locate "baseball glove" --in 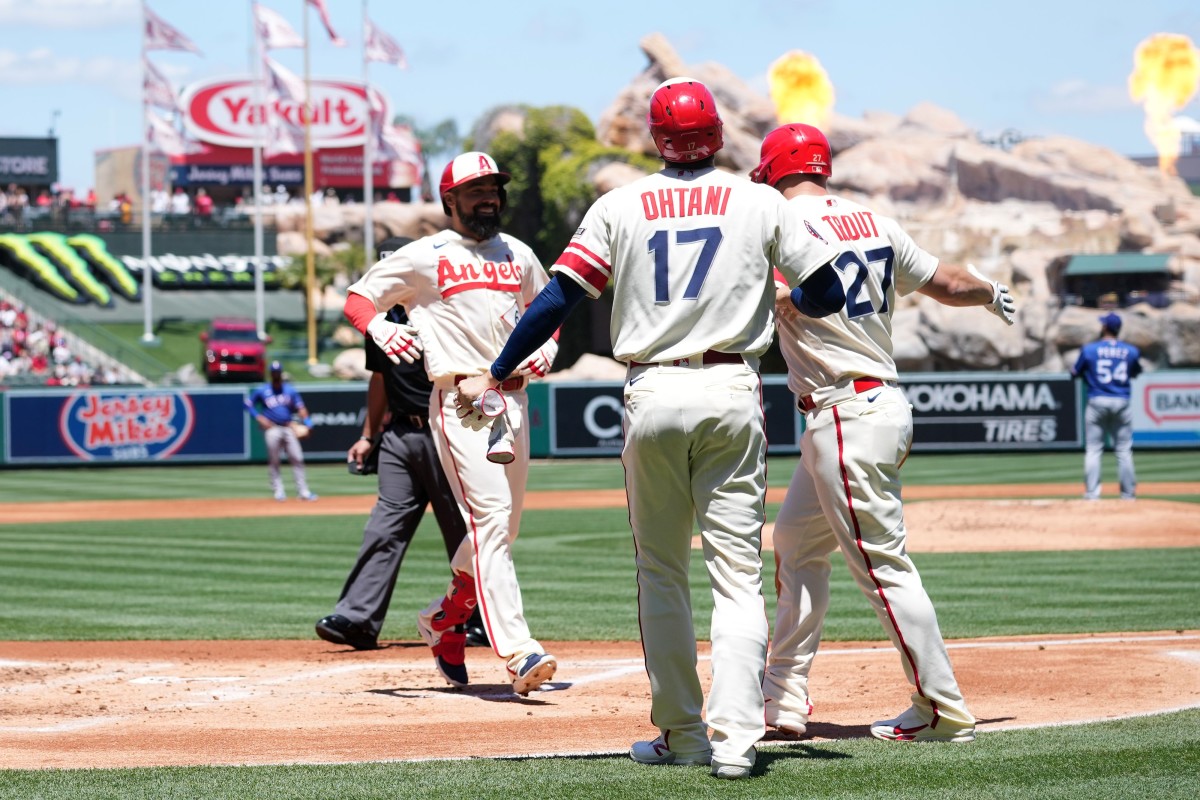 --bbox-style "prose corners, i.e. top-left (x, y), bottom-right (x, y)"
top-left (290, 421), bottom-right (311, 440)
